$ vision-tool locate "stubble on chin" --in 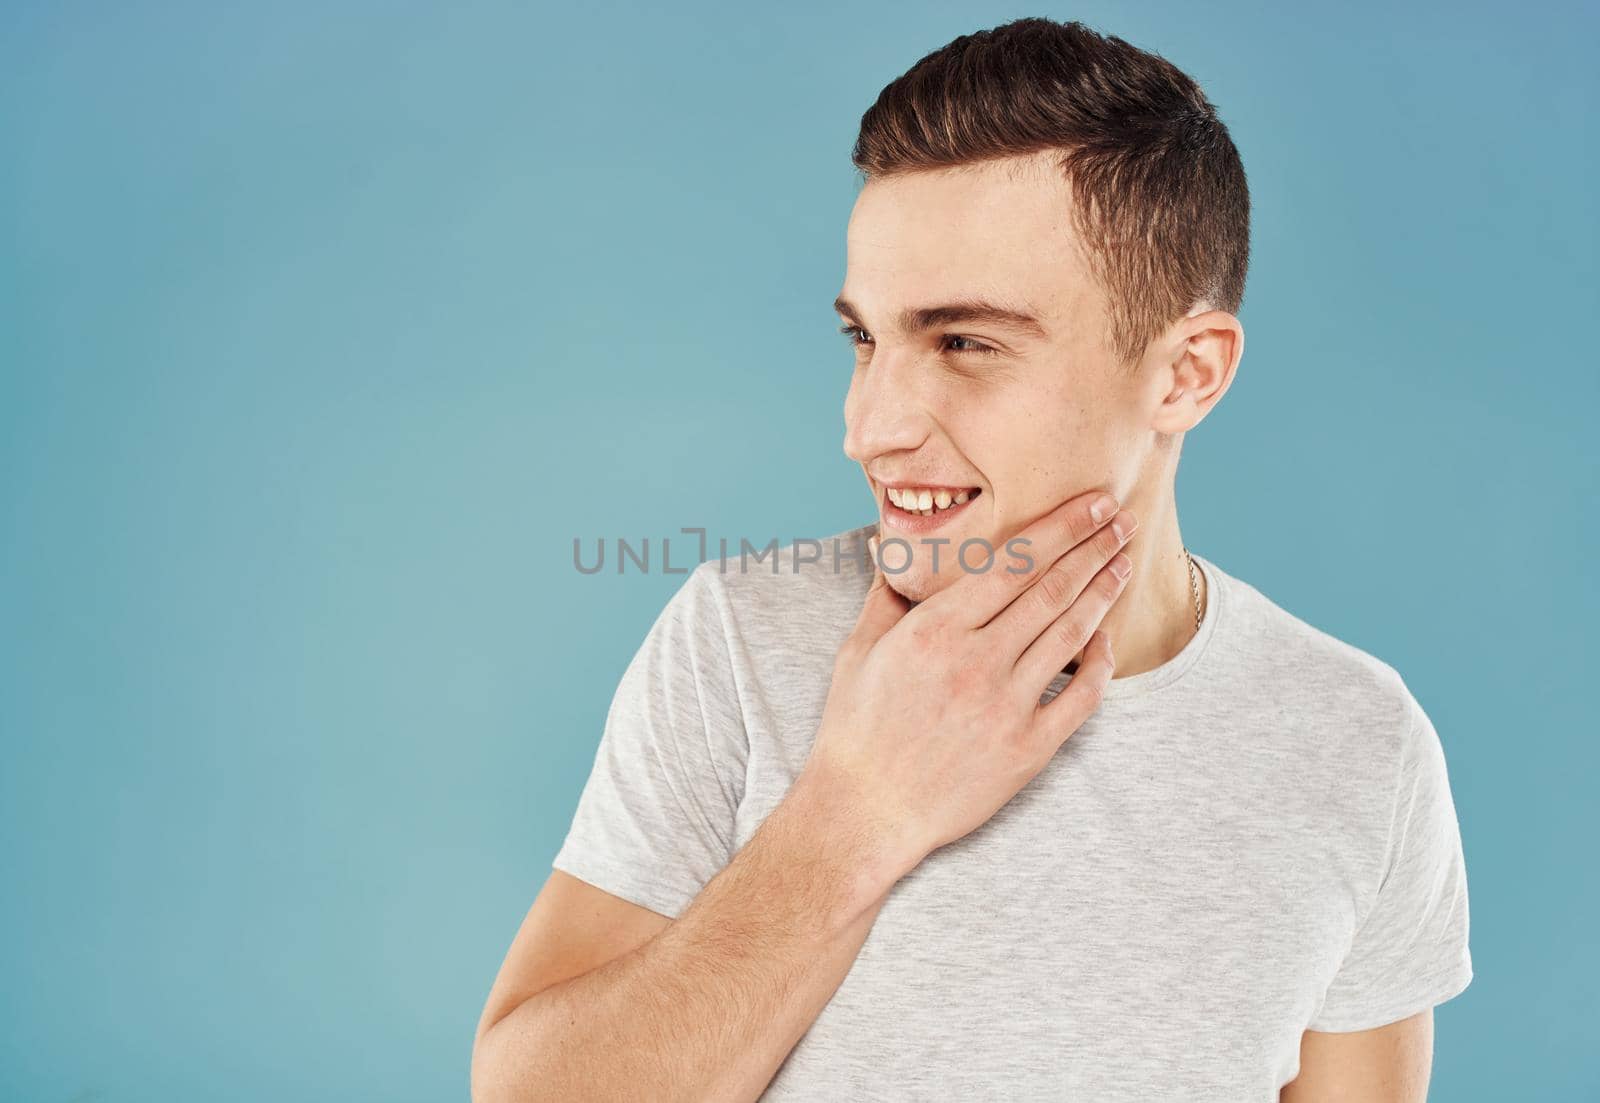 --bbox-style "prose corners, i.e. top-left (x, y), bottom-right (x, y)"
top-left (873, 531), bottom-right (993, 606)
top-left (881, 567), bottom-right (950, 607)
